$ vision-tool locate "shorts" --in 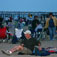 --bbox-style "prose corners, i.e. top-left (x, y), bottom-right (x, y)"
top-left (19, 47), bottom-right (32, 55)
